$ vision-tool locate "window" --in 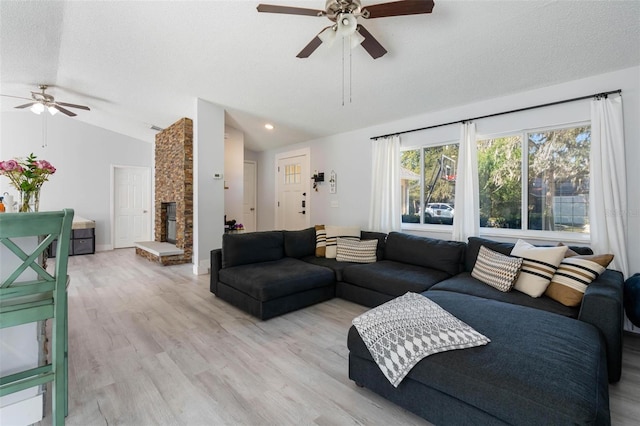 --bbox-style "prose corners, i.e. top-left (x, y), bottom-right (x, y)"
top-left (402, 124), bottom-right (591, 235)
top-left (527, 126), bottom-right (590, 232)
top-left (401, 144), bottom-right (458, 225)
top-left (478, 136), bottom-right (522, 229)
top-left (284, 163), bottom-right (301, 185)
top-left (478, 124), bottom-right (590, 234)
